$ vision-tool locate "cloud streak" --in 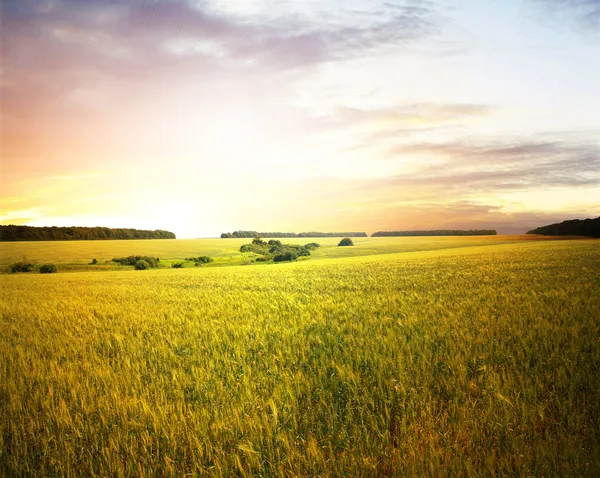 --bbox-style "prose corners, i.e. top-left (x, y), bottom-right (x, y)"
top-left (529, 0), bottom-right (600, 30)
top-left (2, 0), bottom-right (441, 83)
top-left (384, 138), bottom-right (600, 194)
